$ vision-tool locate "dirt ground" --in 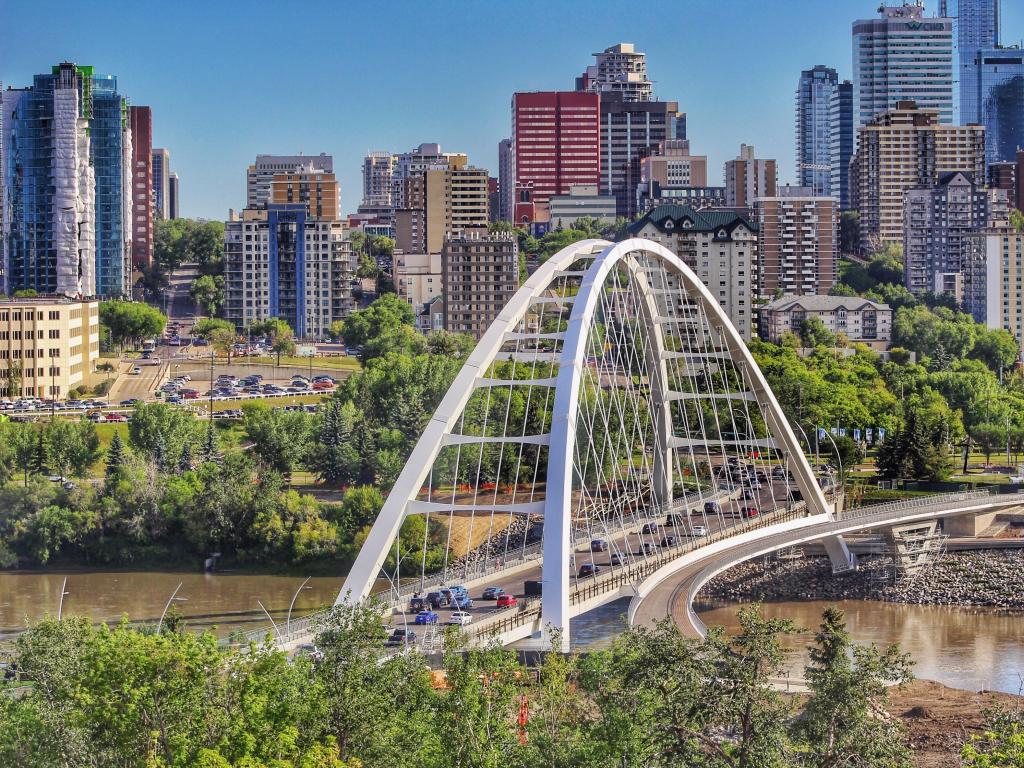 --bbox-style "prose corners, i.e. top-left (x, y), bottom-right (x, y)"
top-left (888, 679), bottom-right (1022, 767)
